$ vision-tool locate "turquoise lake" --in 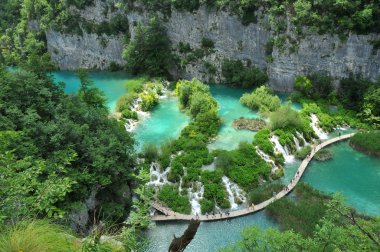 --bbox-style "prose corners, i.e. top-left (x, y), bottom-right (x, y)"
top-left (57, 72), bottom-right (380, 251)
top-left (52, 71), bottom-right (131, 111)
top-left (133, 96), bottom-right (189, 151)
